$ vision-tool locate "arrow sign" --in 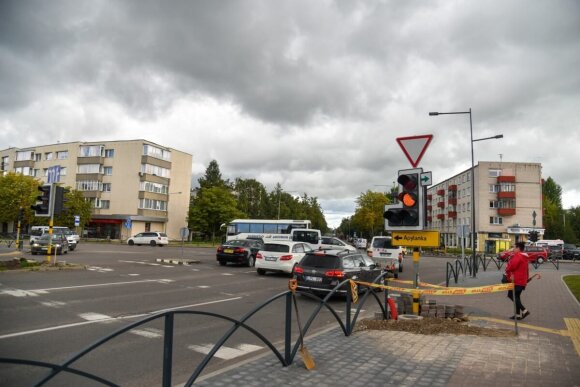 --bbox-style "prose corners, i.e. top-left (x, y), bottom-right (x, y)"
top-left (420, 171), bottom-right (432, 186)
top-left (396, 135), bottom-right (433, 168)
